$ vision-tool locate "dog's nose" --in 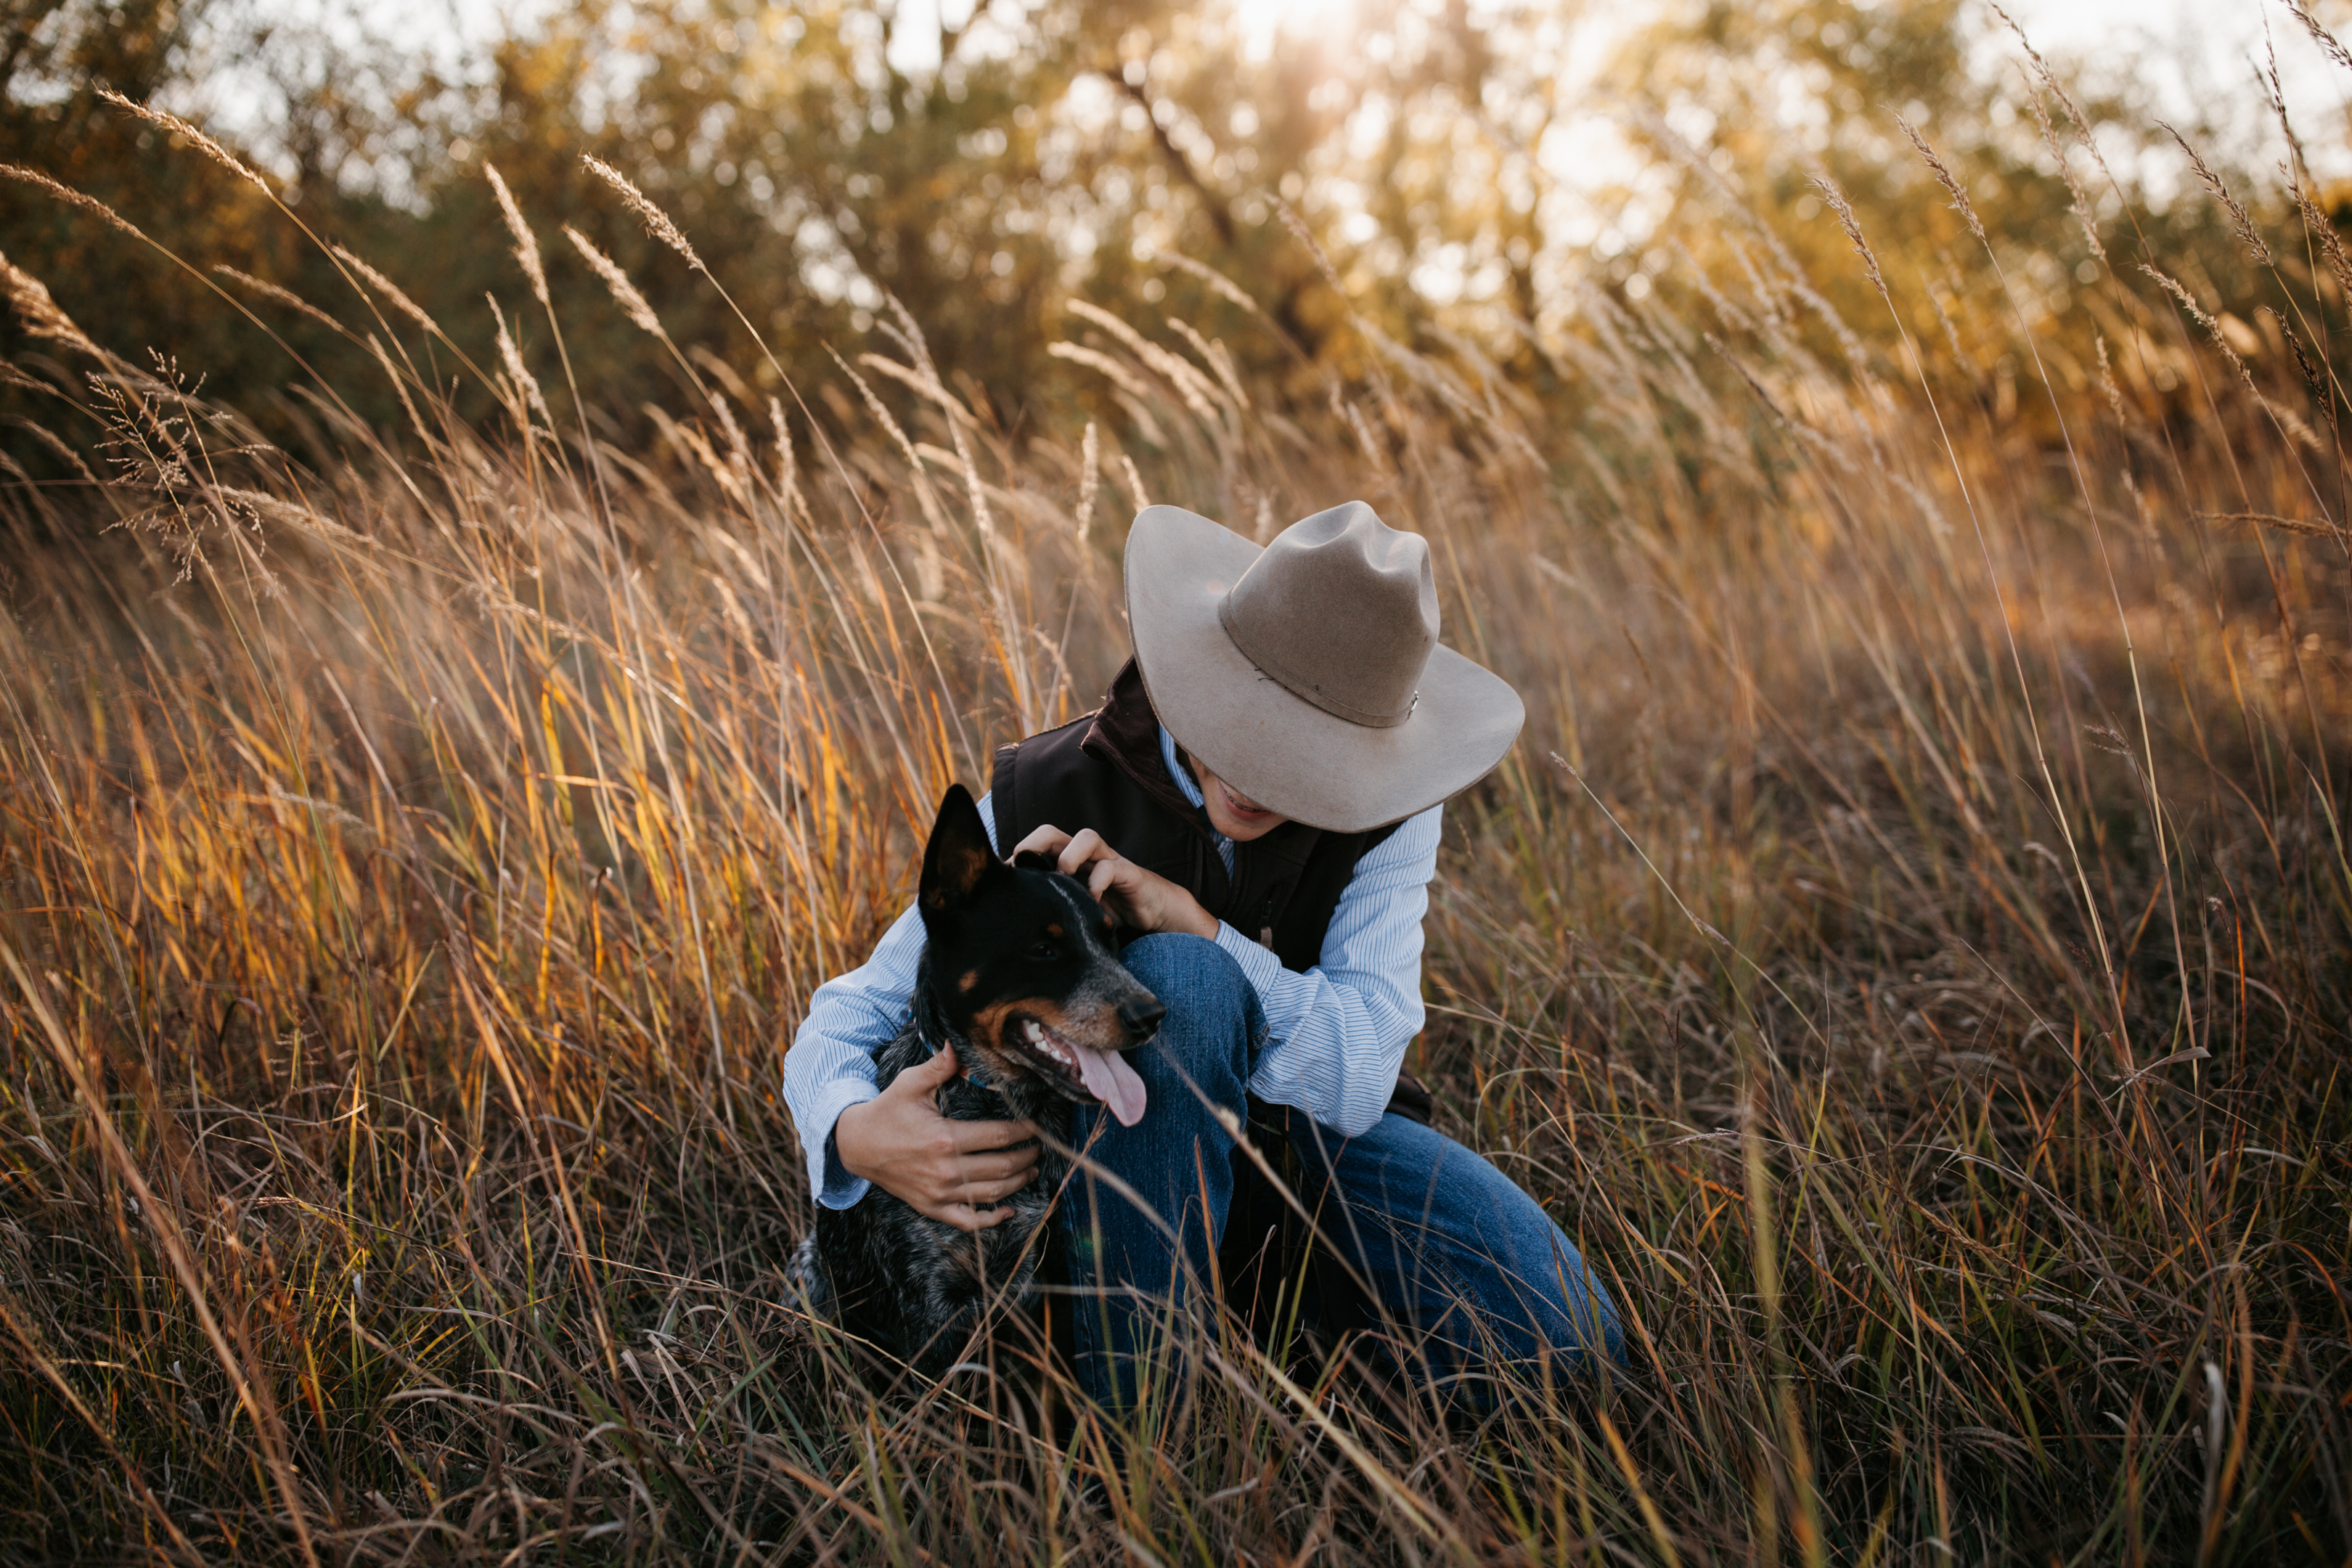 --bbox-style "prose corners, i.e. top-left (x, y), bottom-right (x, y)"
top-left (1119, 997), bottom-right (1165, 1042)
